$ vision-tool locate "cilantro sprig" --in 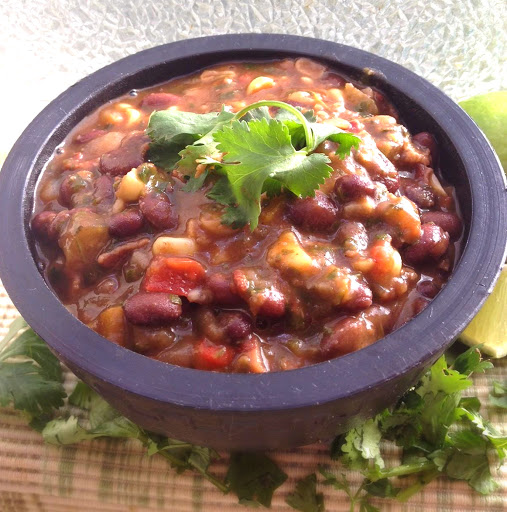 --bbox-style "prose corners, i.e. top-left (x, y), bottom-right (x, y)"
top-left (0, 317), bottom-right (65, 425)
top-left (0, 318), bottom-right (505, 510)
top-left (147, 100), bottom-right (360, 230)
